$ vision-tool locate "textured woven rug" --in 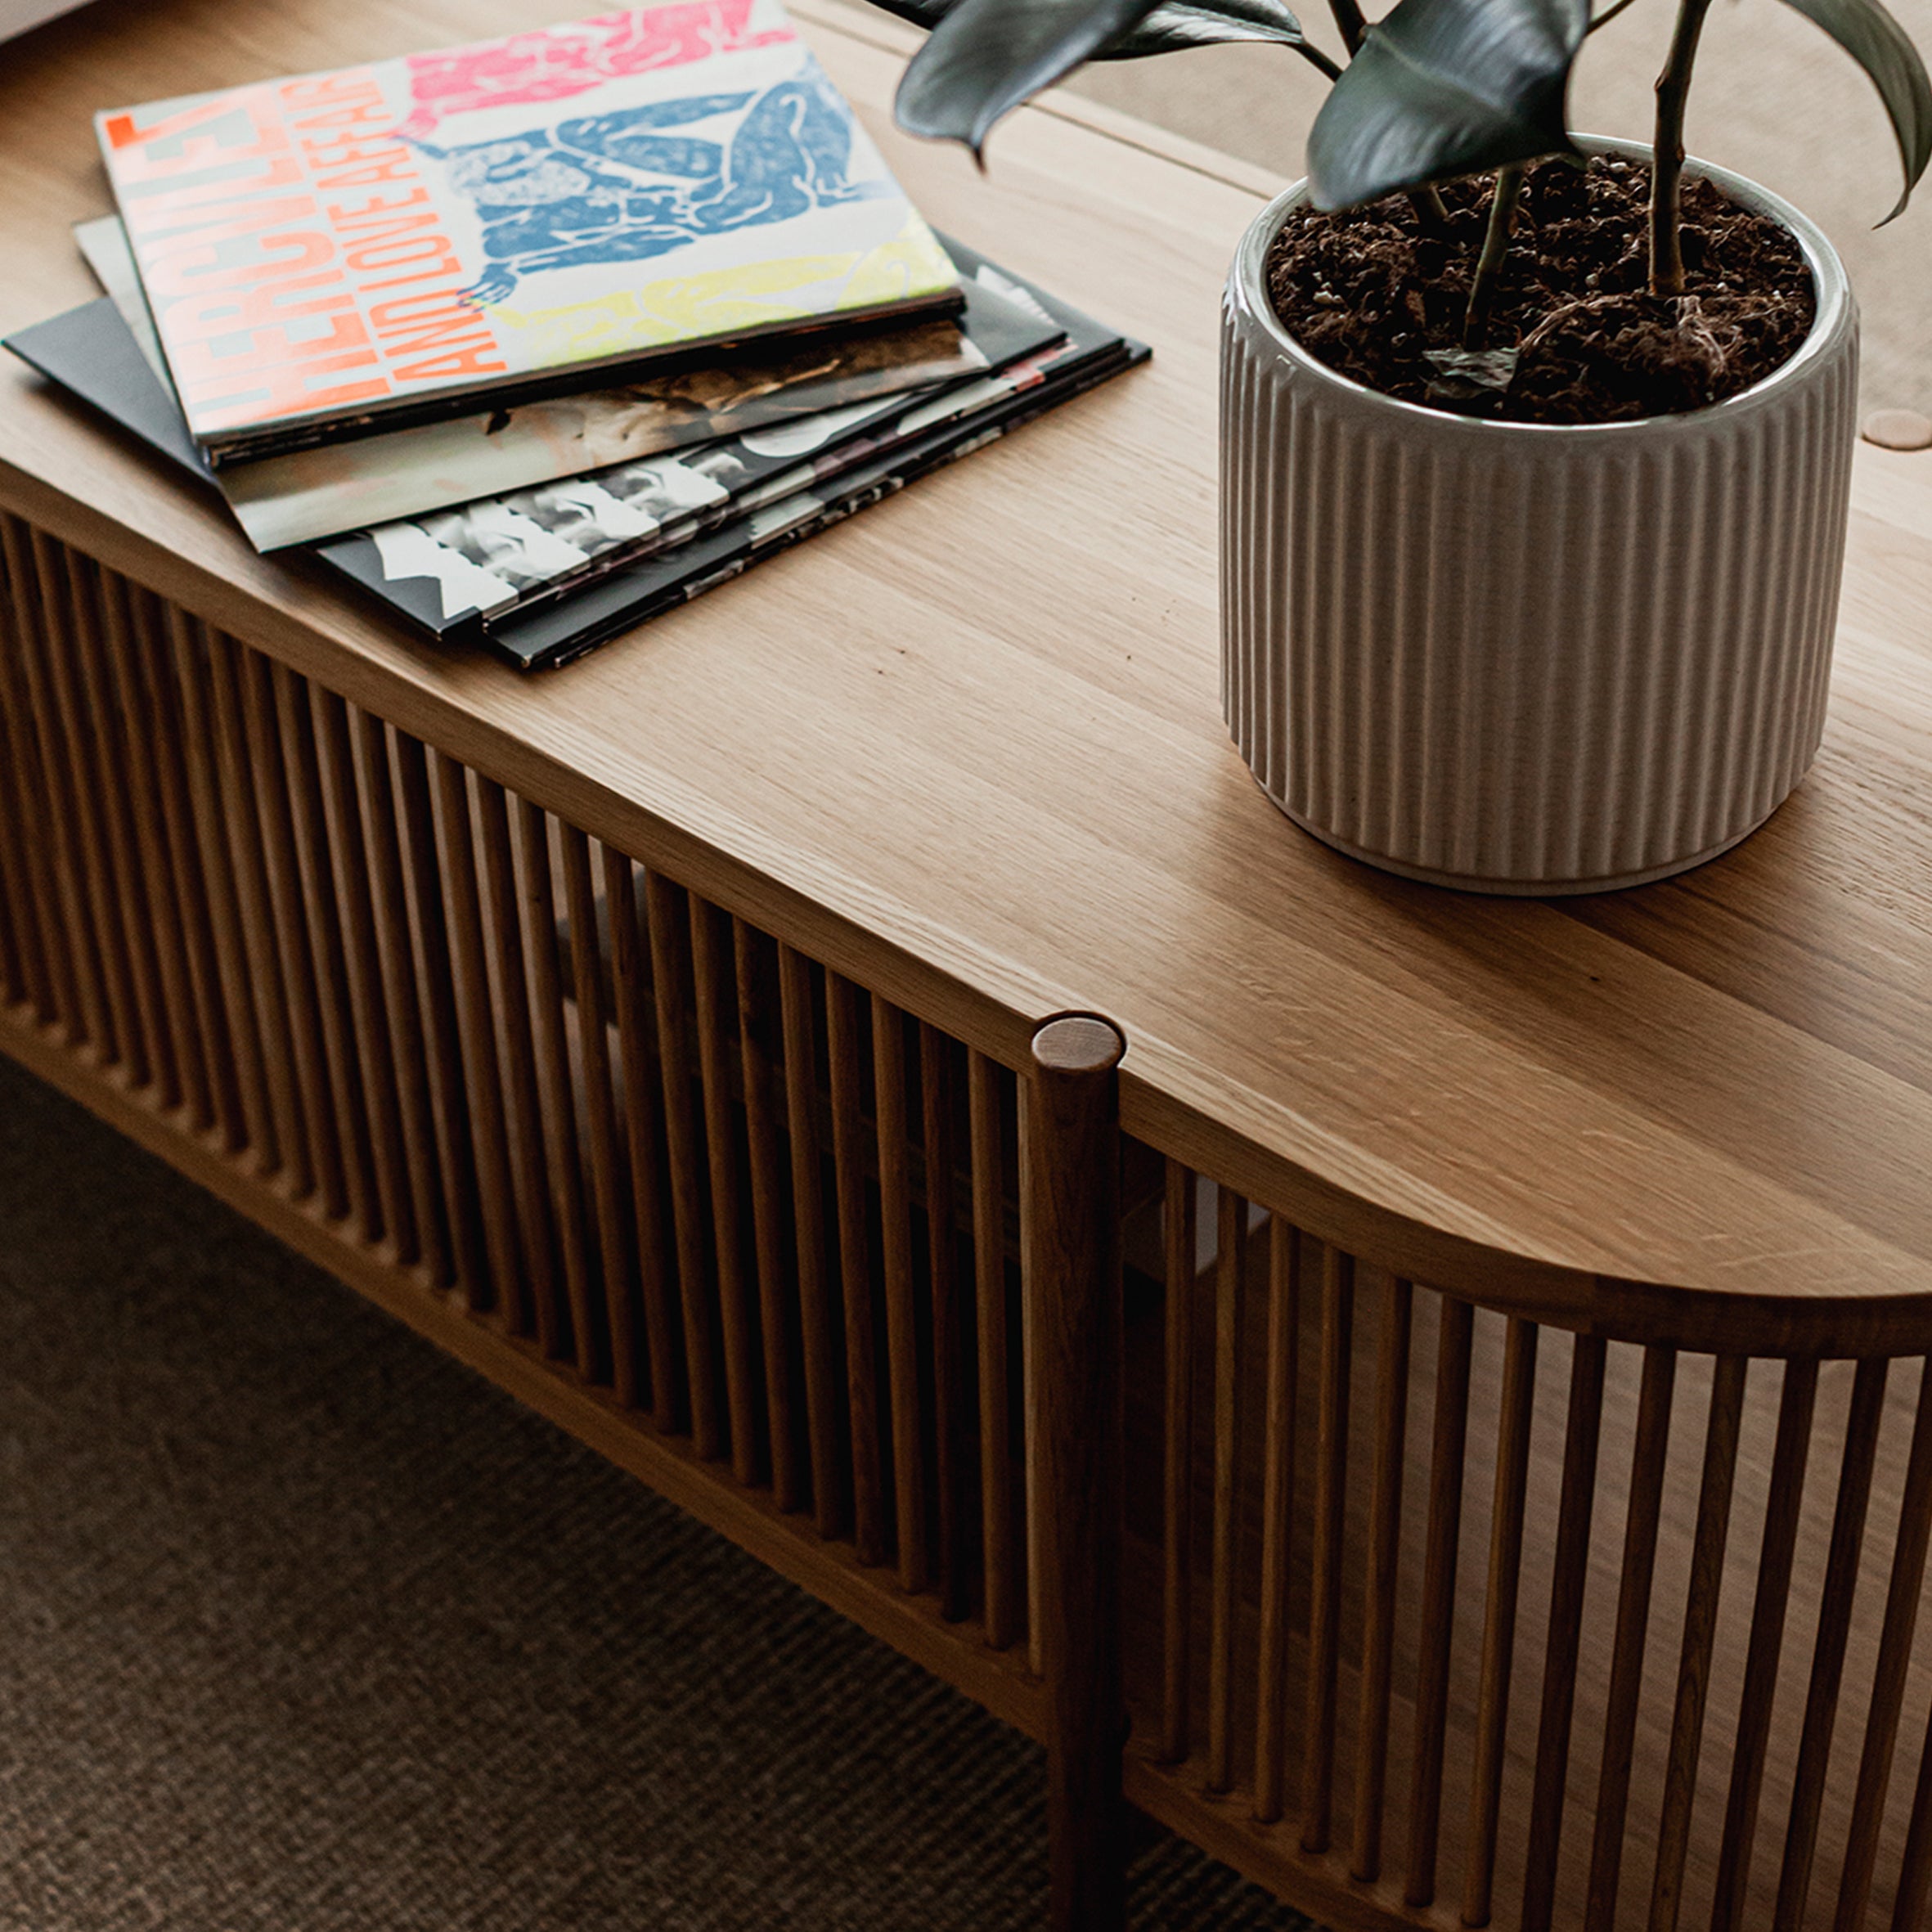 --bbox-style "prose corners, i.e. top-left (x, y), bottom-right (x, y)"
top-left (0, 1054), bottom-right (1310, 1932)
